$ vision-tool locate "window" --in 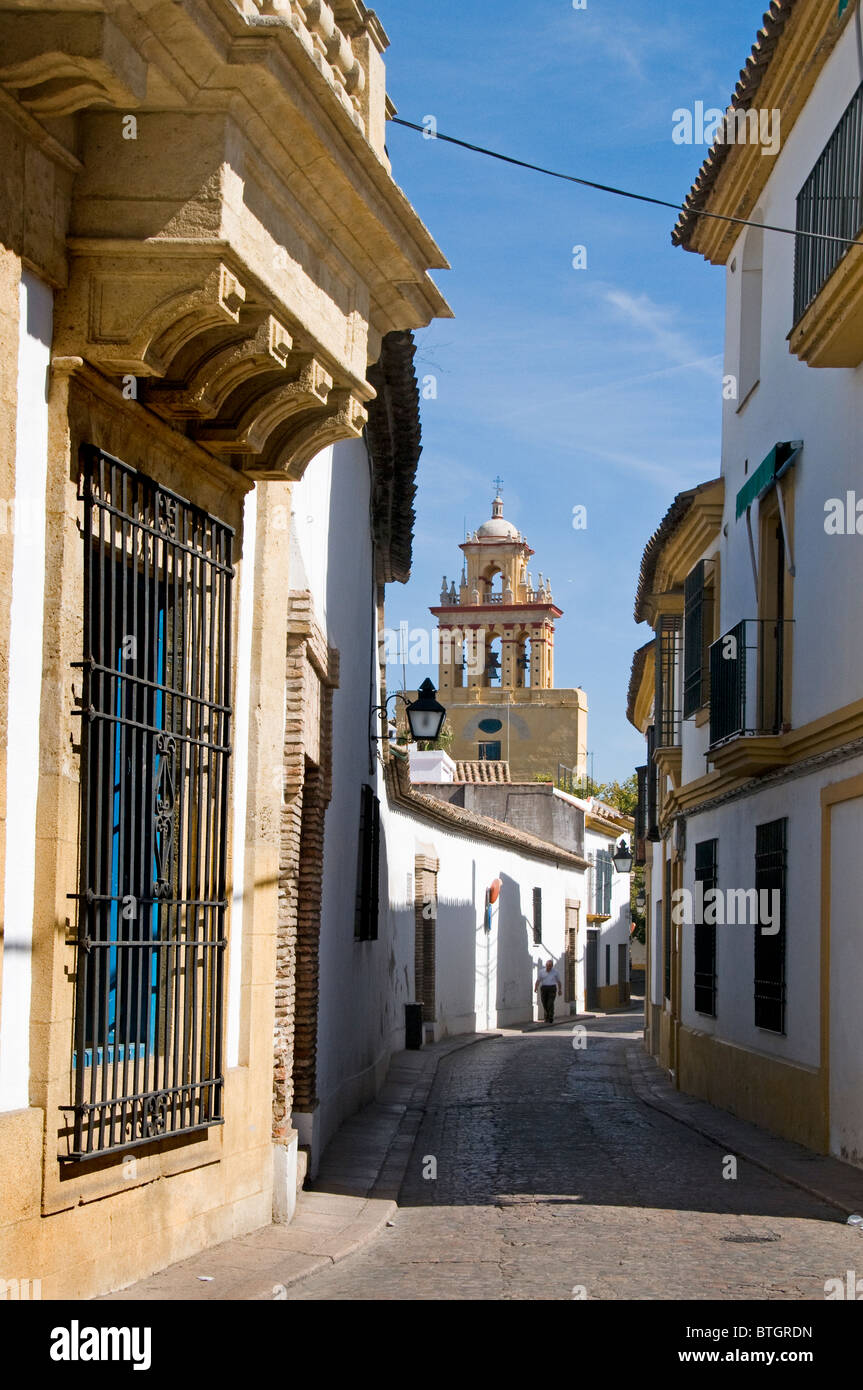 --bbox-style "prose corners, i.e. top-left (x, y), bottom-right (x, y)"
top-left (532, 886), bottom-right (542, 945)
top-left (605, 943), bottom-right (611, 986)
top-left (758, 505), bottom-right (789, 736)
top-left (635, 764), bottom-right (648, 865)
top-left (754, 818), bottom-right (787, 1033)
top-left (645, 725), bottom-right (659, 841)
top-left (694, 839), bottom-right (717, 1017)
top-left (68, 448), bottom-right (233, 1160)
top-left (738, 222), bottom-right (763, 404)
top-left (355, 783), bottom-right (380, 941)
top-left (655, 615), bottom-right (682, 748)
top-left (593, 850), bottom-right (612, 916)
top-left (478, 741), bottom-right (501, 760)
top-left (683, 560), bottom-right (715, 717)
